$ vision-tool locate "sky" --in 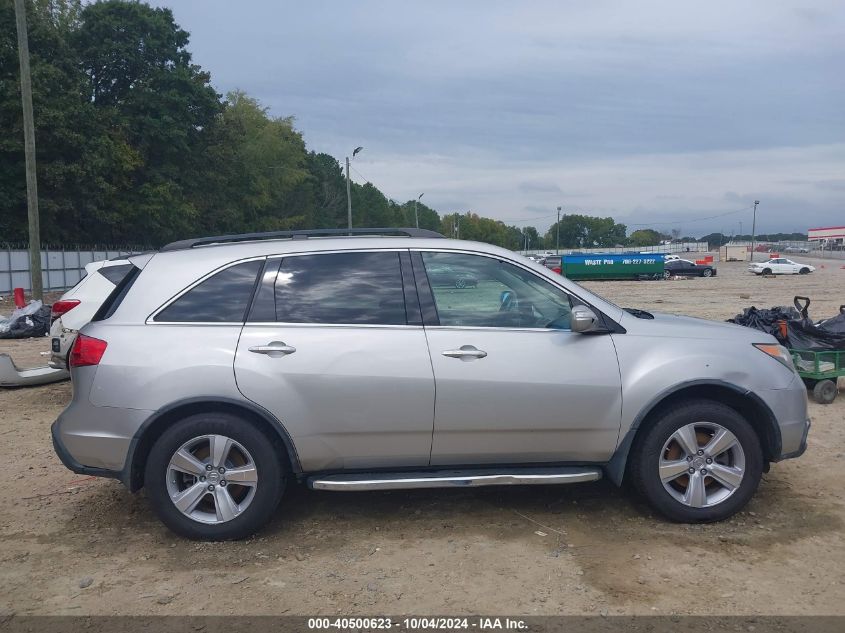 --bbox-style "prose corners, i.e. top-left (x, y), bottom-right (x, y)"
top-left (154, 0), bottom-right (845, 237)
